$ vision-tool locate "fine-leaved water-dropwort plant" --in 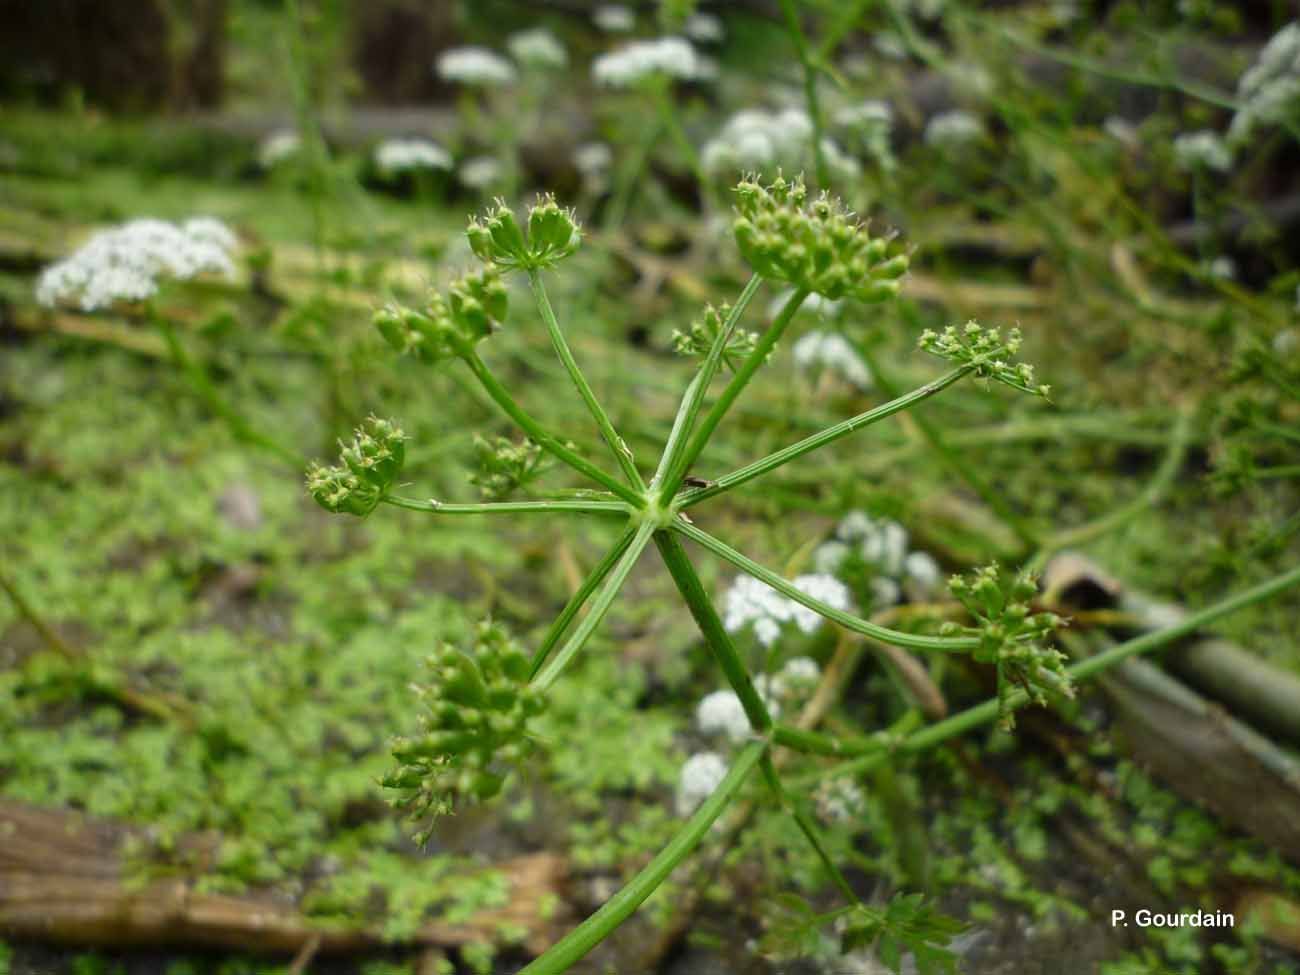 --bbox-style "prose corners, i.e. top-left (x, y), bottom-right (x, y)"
top-left (305, 173), bottom-right (1193, 973)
